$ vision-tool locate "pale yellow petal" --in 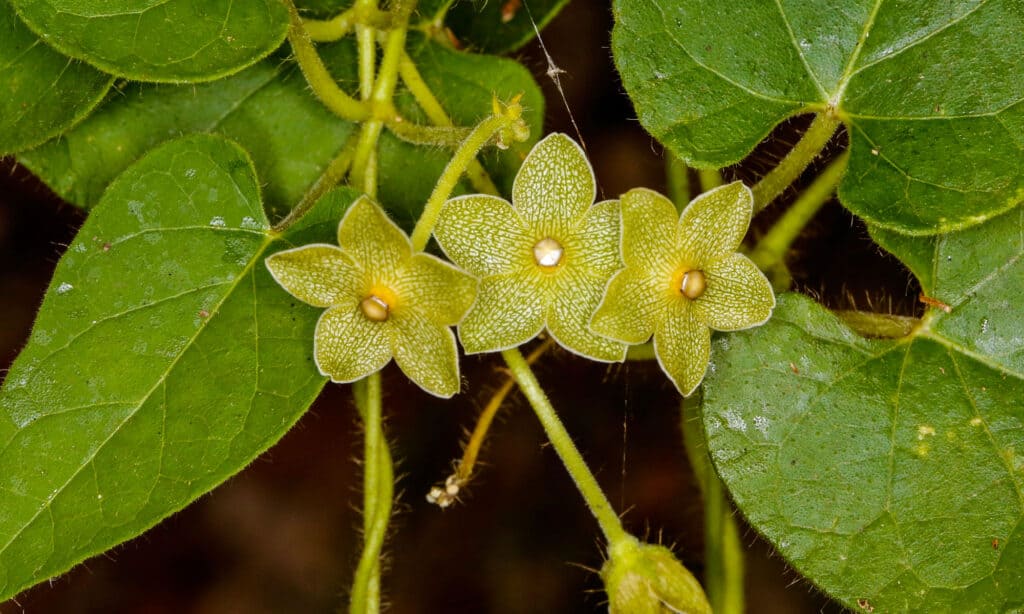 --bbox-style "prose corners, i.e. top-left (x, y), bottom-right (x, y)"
top-left (562, 199), bottom-right (623, 278)
top-left (314, 305), bottom-right (392, 383)
top-left (620, 188), bottom-right (678, 269)
top-left (677, 182), bottom-right (753, 266)
top-left (337, 196), bottom-right (411, 277)
top-left (547, 266), bottom-right (626, 362)
top-left (654, 304), bottom-right (712, 396)
top-left (265, 244), bottom-right (360, 308)
top-left (434, 194), bottom-right (533, 276)
top-left (458, 272), bottom-right (546, 354)
top-left (390, 311), bottom-right (462, 398)
top-left (395, 253), bottom-right (478, 326)
top-left (591, 268), bottom-right (663, 344)
top-left (512, 133), bottom-right (596, 235)
top-left (693, 253), bottom-right (776, 331)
